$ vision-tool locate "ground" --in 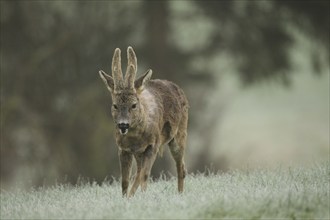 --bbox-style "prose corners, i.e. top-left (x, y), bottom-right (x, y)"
top-left (1, 161), bottom-right (329, 219)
